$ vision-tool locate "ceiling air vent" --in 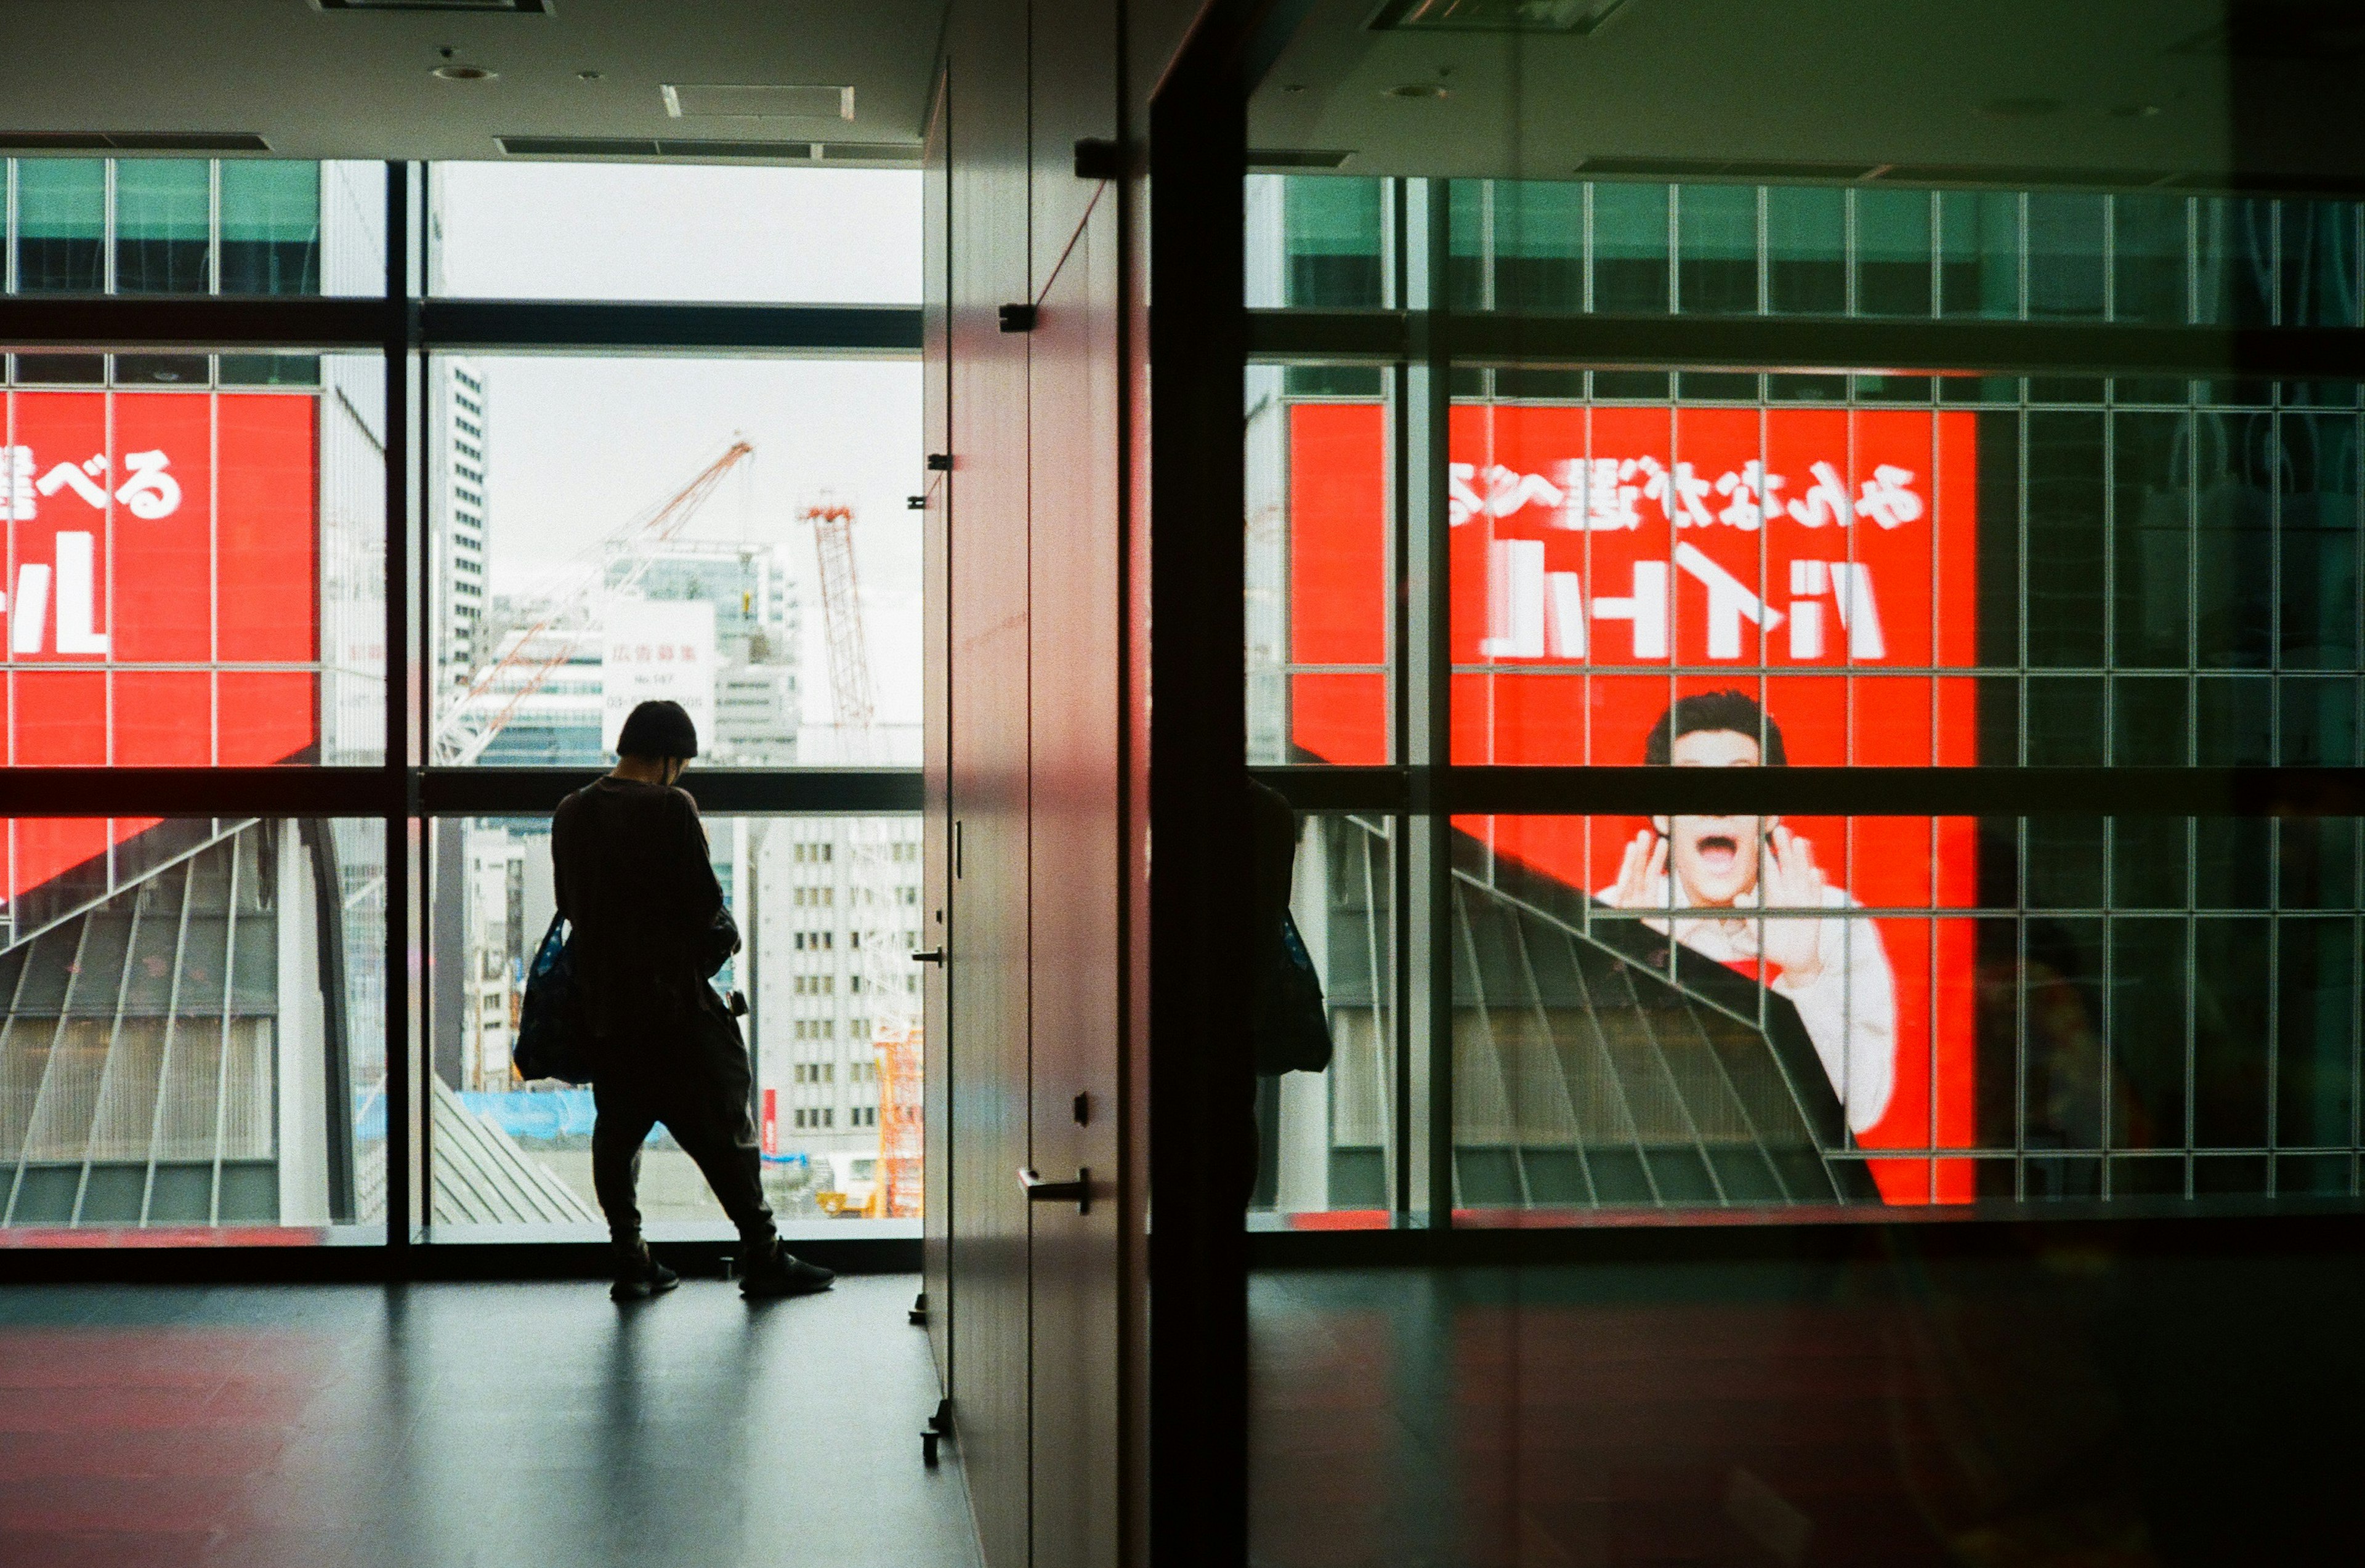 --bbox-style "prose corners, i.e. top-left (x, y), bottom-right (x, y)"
top-left (498, 137), bottom-right (666, 158)
top-left (1869, 164), bottom-right (2181, 190)
top-left (1, 131), bottom-right (272, 153)
top-left (663, 85), bottom-right (855, 122)
top-left (1574, 155), bottom-right (1881, 180)
top-left (817, 143), bottom-right (921, 164)
top-left (1250, 149), bottom-right (1354, 170)
top-left (312, 1), bottom-right (552, 12)
top-left (497, 136), bottom-right (921, 165)
top-left (1369, 0), bottom-right (1630, 34)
